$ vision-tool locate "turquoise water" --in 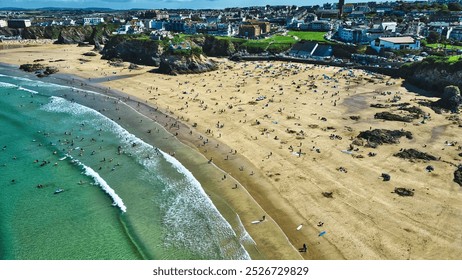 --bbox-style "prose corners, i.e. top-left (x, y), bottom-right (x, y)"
top-left (0, 71), bottom-right (252, 260)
